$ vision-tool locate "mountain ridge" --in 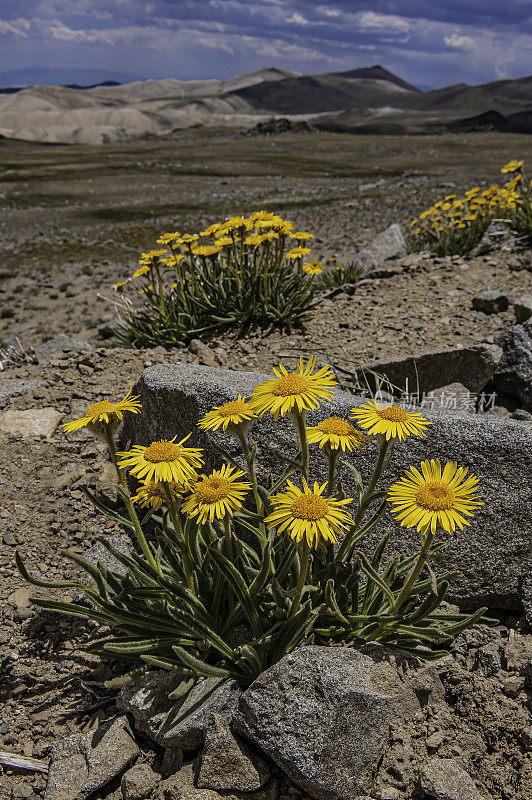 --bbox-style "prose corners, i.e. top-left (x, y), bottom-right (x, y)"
top-left (0, 64), bottom-right (531, 144)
